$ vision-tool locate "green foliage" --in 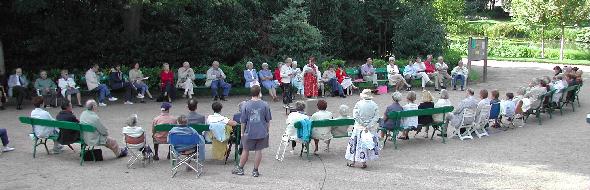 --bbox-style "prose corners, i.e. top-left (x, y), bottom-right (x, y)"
top-left (485, 22), bottom-right (530, 38)
top-left (433, 0), bottom-right (466, 34)
top-left (575, 28), bottom-right (590, 43)
top-left (320, 59), bottom-right (345, 71)
top-left (443, 48), bottom-right (463, 69)
top-left (270, 0), bottom-right (323, 61)
top-left (392, 3), bottom-right (446, 57)
top-left (372, 59), bottom-right (387, 68)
